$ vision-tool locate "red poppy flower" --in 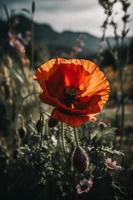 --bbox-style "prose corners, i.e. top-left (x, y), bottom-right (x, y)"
top-left (33, 58), bottom-right (110, 127)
